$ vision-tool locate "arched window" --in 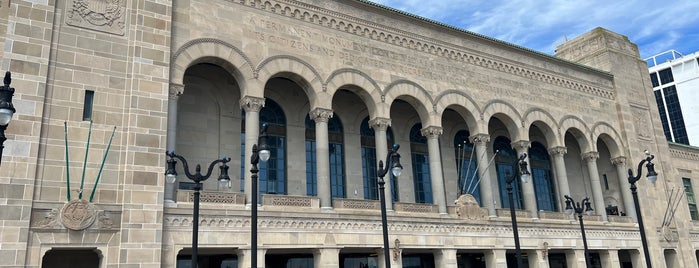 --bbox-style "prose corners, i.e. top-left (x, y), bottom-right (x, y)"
top-left (494, 136), bottom-right (523, 209)
top-left (410, 123), bottom-right (432, 203)
top-left (530, 142), bottom-right (557, 211)
top-left (305, 114), bottom-right (346, 198)
top-left (240, 99), bottom-right (286, 198)
top-left (360, 117), bottom-right (397, 201)
top-left (454, 130), bottom-right (480, 203)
